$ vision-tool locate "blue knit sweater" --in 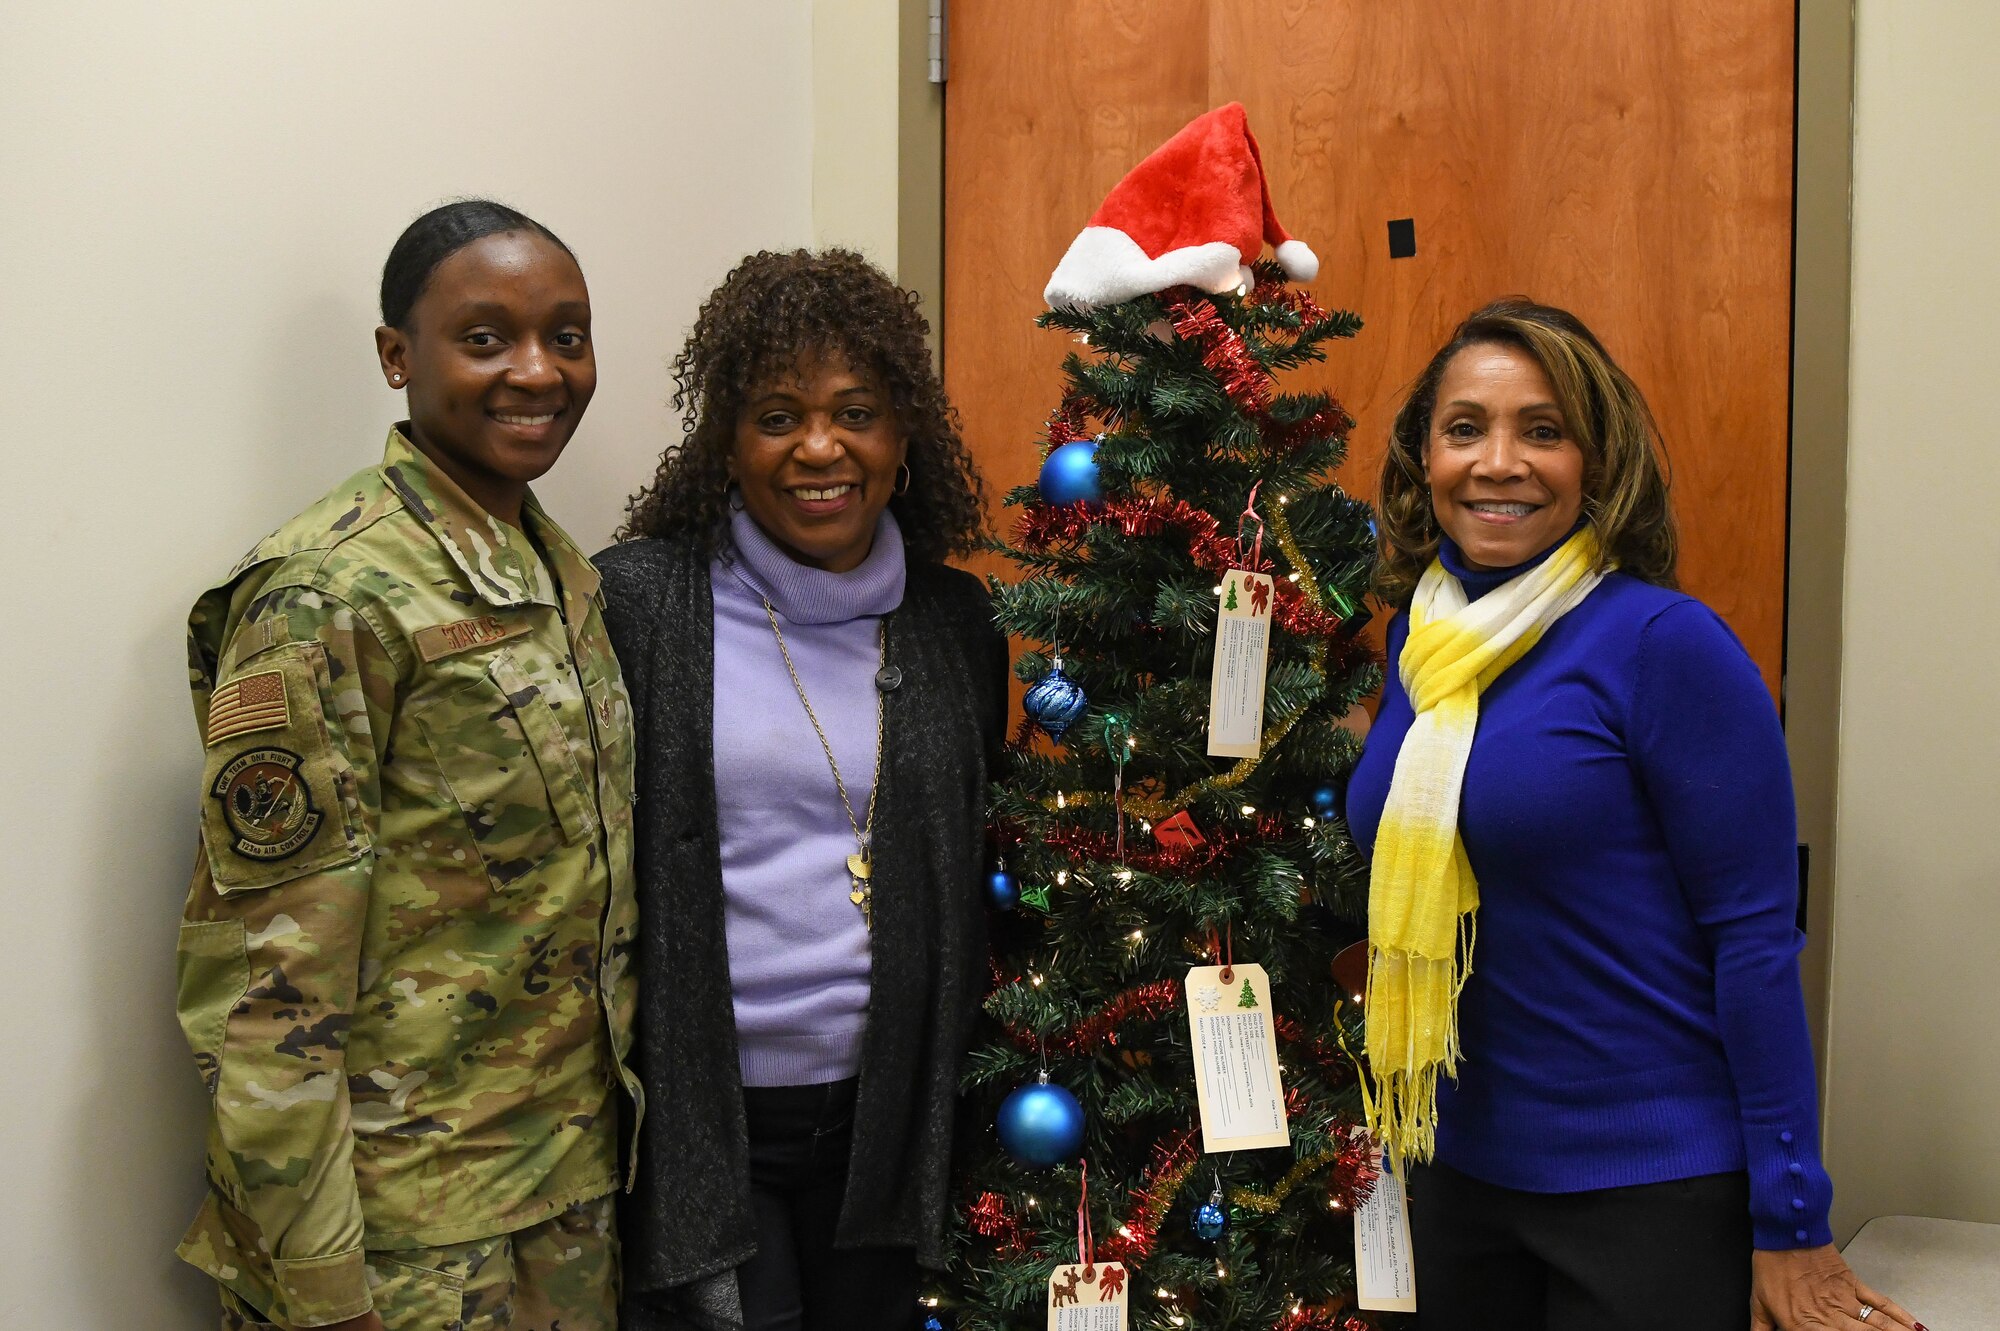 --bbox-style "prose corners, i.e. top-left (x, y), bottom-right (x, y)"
top-left (1346, 538), bottom-right (1833, 1249)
